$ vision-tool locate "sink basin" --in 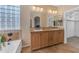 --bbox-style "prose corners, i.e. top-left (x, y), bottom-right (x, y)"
top-left (49, 27), bottom-right (60, 30)
top-left (34, 29), bottom-right (43, 31)
top-left (48, 27), bottom-right (58, 29)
